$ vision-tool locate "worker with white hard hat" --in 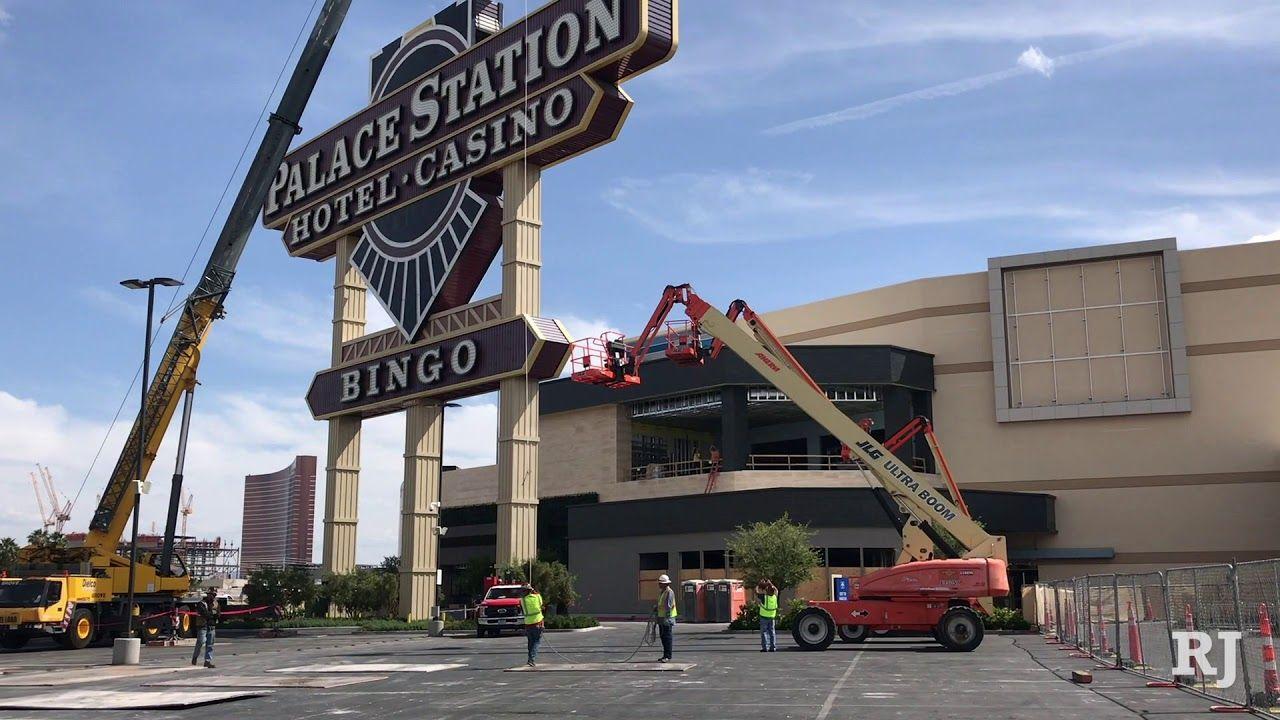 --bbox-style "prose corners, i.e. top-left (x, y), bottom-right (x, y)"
top-left (653, 574), bottom-right (678, 662)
